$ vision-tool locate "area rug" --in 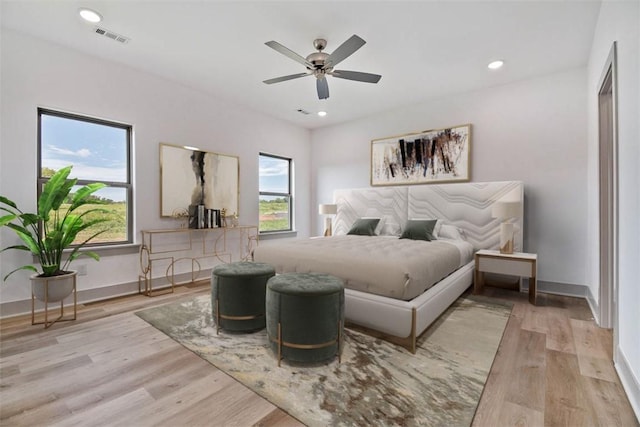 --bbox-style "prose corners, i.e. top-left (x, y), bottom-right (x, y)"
top-left (135, 294), bottom-right (512, 427)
